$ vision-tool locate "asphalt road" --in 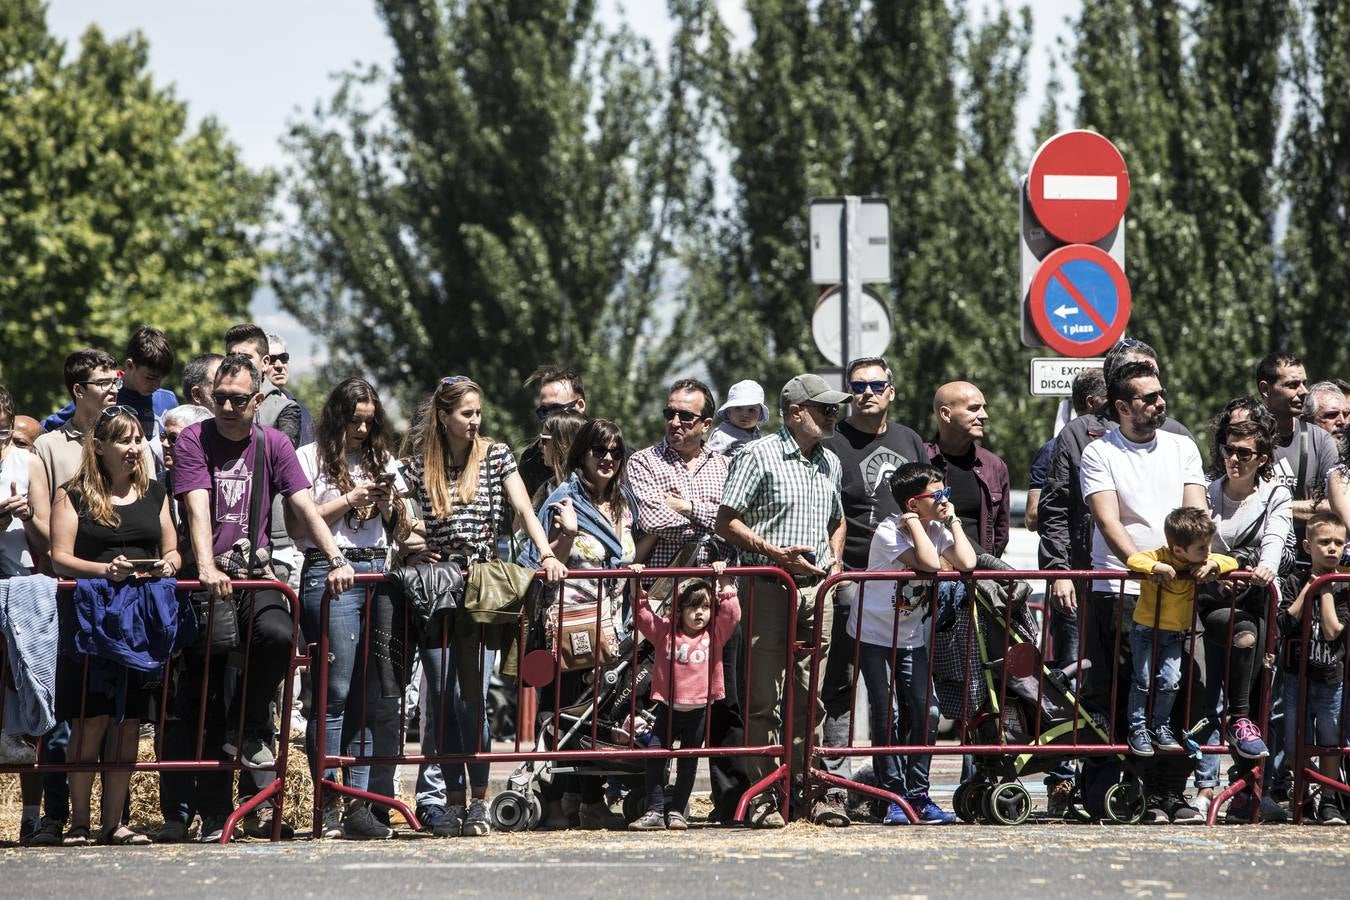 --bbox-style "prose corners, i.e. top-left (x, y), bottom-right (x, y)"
top-left (3, 823), bottom-right (1345, 900)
